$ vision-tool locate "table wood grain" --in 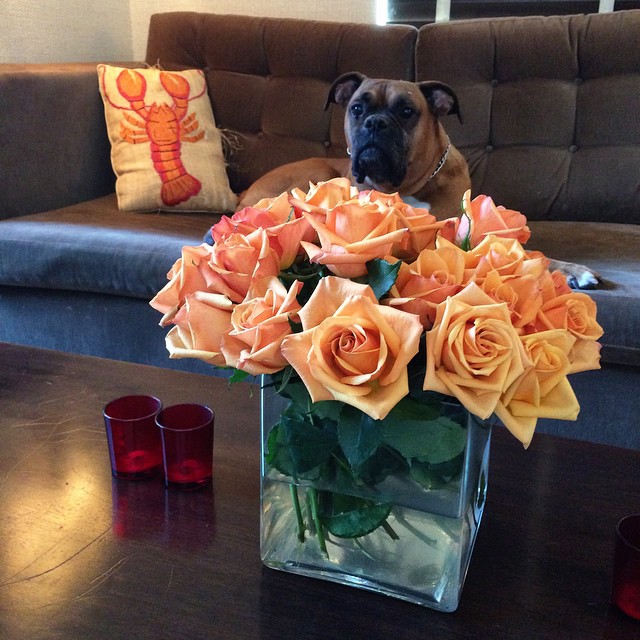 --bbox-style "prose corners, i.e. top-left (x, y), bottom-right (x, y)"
top-left (0, 343), bottom-right (638, 639)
